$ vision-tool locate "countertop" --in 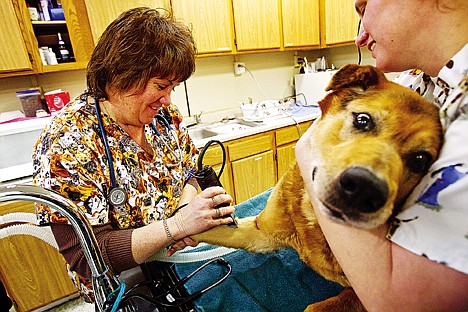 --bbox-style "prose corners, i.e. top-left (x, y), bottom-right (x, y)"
top-left (191, 107), bottom-right (320, 148)
top-left (0, 105), bottom-right (321, 185)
